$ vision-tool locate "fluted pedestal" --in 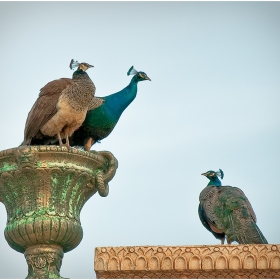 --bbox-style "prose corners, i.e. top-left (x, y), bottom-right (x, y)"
top-left (94, 244), bottom-right (280, 278)
top-left (0, 146), bottom-right (118, 278)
